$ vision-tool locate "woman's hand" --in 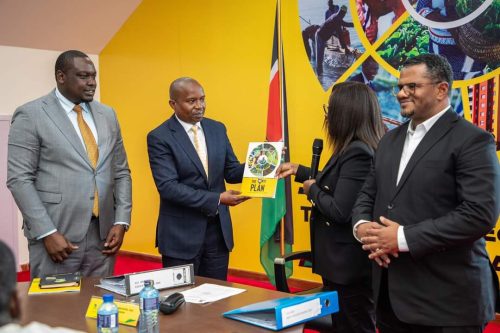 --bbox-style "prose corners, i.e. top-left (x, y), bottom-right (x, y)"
top-left (303, 179), bottom-right (316, 195)
top-left (275, 162), bottom-right (299, 179)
